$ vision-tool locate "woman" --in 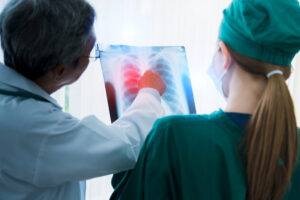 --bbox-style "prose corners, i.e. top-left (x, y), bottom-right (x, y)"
top-left (0, 0), bottom-right (166, 199)
top-left (110, 0), bottom-right (300, 199)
